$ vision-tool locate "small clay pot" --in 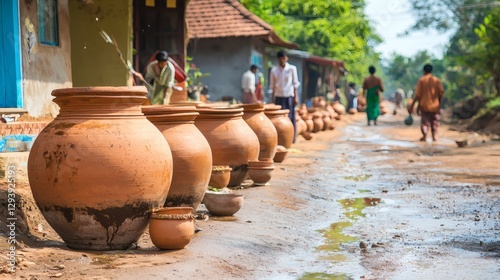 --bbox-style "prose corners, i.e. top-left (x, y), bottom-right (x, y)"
top-left (248, 159), bottom-right (274, 169)
top-left (149, 207), bottom-right (195, 250)
top-left (312, 114), bottom-right (323, 133)
top-left (348, 108), bottom-right (358, 114)
top-left (273, 150), bottom-right (288, 163)
top-left (248, 167), bottom-right (274, 185)
top-left (209, 165), bottom-right (232, 189)
top-left (203, 192), bottom-right (244, 216)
